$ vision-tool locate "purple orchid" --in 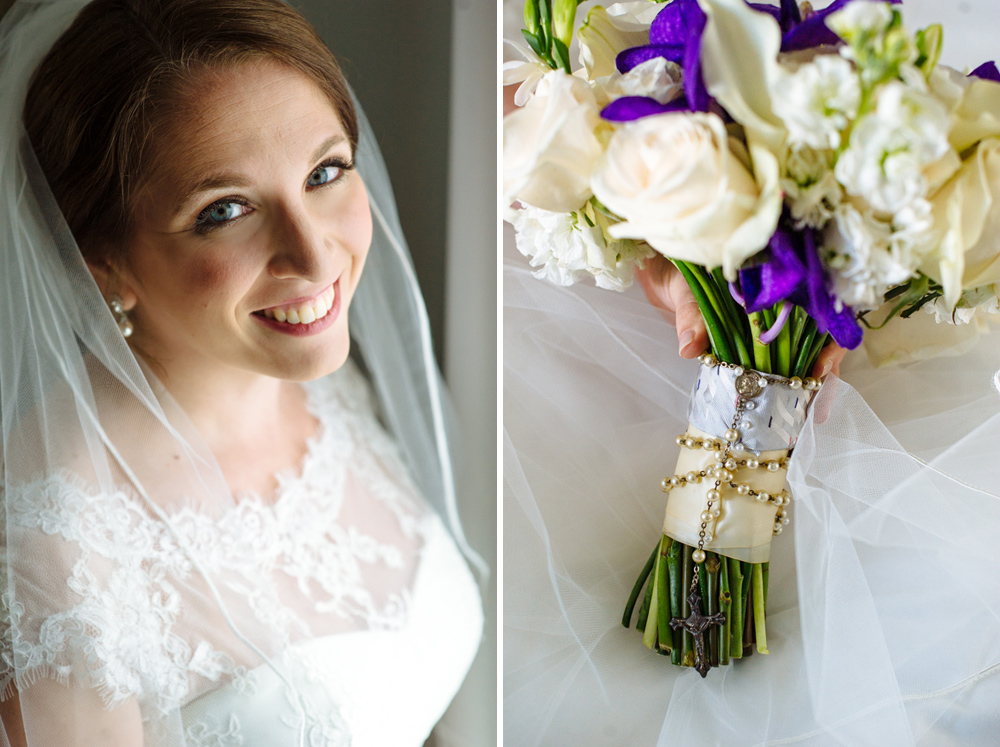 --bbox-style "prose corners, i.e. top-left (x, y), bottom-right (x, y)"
top-left (738, 227), bottom-right (862, 350)
top-left (750, 0), bottom-right (903, 53)
top-left (969, 61), bottom-right (1000, 82)
top-left (602, 0), bottom-right (708, 122)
